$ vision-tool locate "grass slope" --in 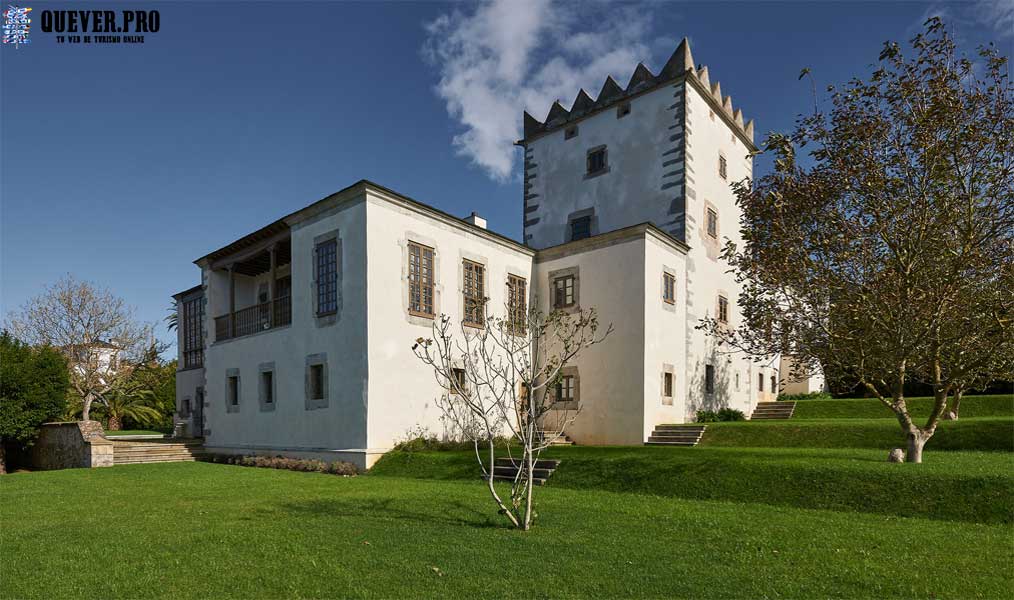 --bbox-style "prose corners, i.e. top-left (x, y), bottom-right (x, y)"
top-left (372, 446), bottom-right (1014, 525)
top-left (3, 461), bottom-right (1012, 599)
top-left (792, 394), bottom-right (1014, 420)
top-left (700, 417), bottom-right (1014, 452)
